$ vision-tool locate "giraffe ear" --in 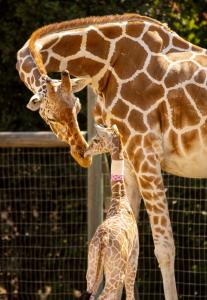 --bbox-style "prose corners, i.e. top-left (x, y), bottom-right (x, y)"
top-left (61, 70), bottom-right (72, 93)
top-left (71, 77), bottom-right (91, 93)
top-left (26, 94), bottom-right (42, 111)
top-left (45, 77), bottom-right (56, 96)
